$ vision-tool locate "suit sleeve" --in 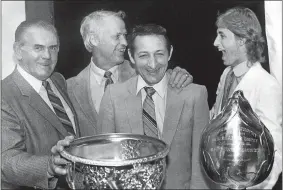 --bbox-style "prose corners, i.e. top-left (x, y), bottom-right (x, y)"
top-left (250, 82), bottom-right (282, 189)
top-left (1, 99), bottom-right (55, 189)
top-left (190, 86), bottom-right (216, 189)
top-left (97, 86), bottom-right (116, 134)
